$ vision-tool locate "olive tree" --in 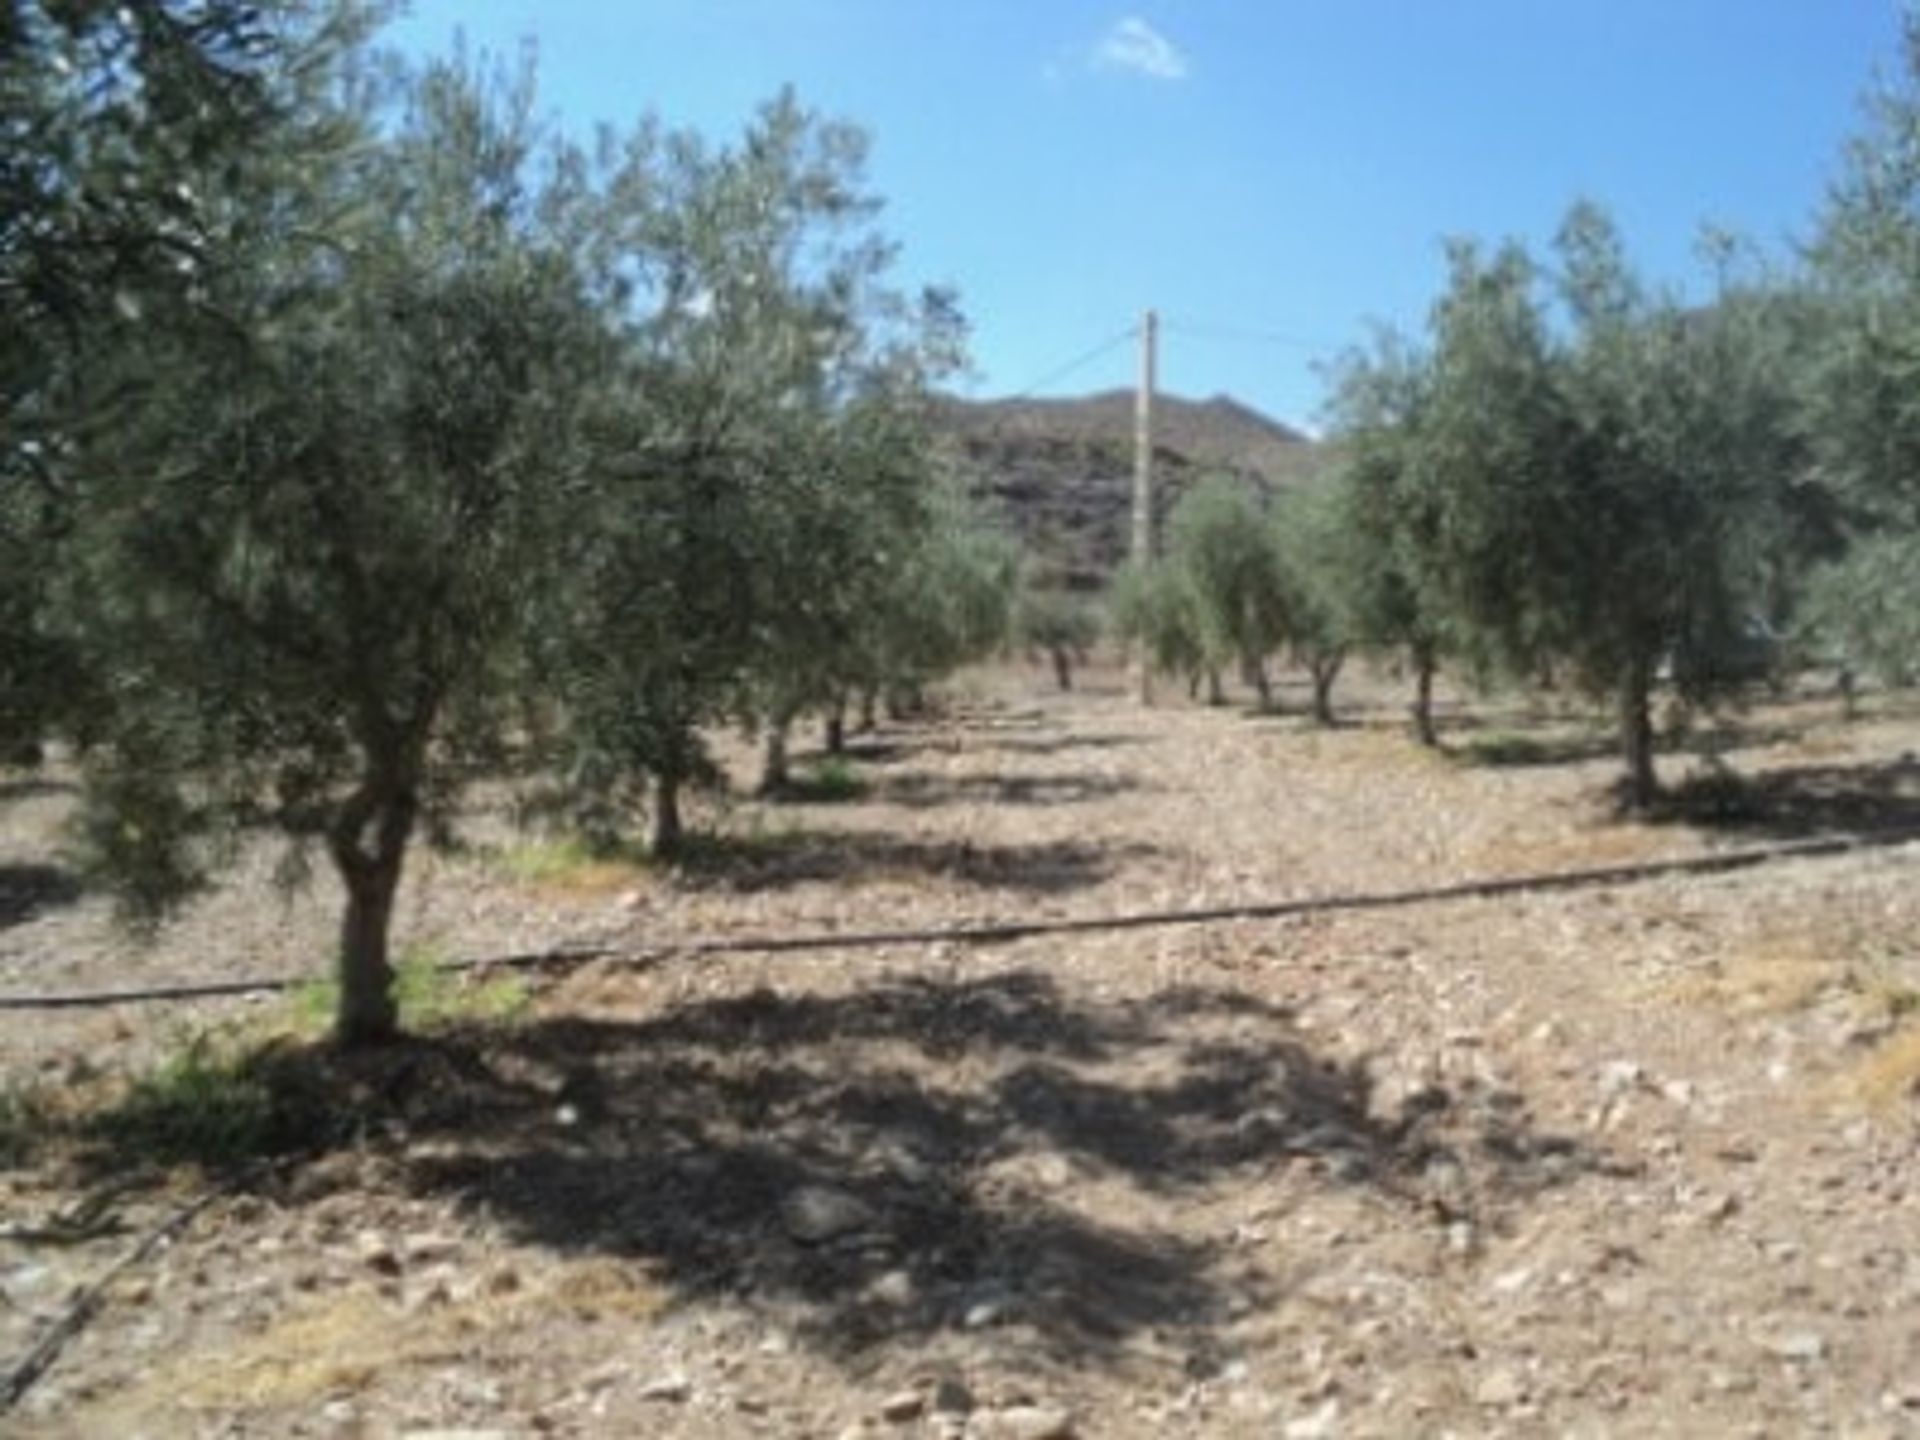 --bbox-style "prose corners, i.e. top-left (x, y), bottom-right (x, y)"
top-left (56, 52), bottom-right (600, 1045)
top-left (1803, 13), bottom-right (1920, 691)
top-left (1161, 475), bottom-right (1289, 706)
top-left (1404, 211), bottom-right (1801, 808)
top-left (1321, 333), bottom-right (1451, 745)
